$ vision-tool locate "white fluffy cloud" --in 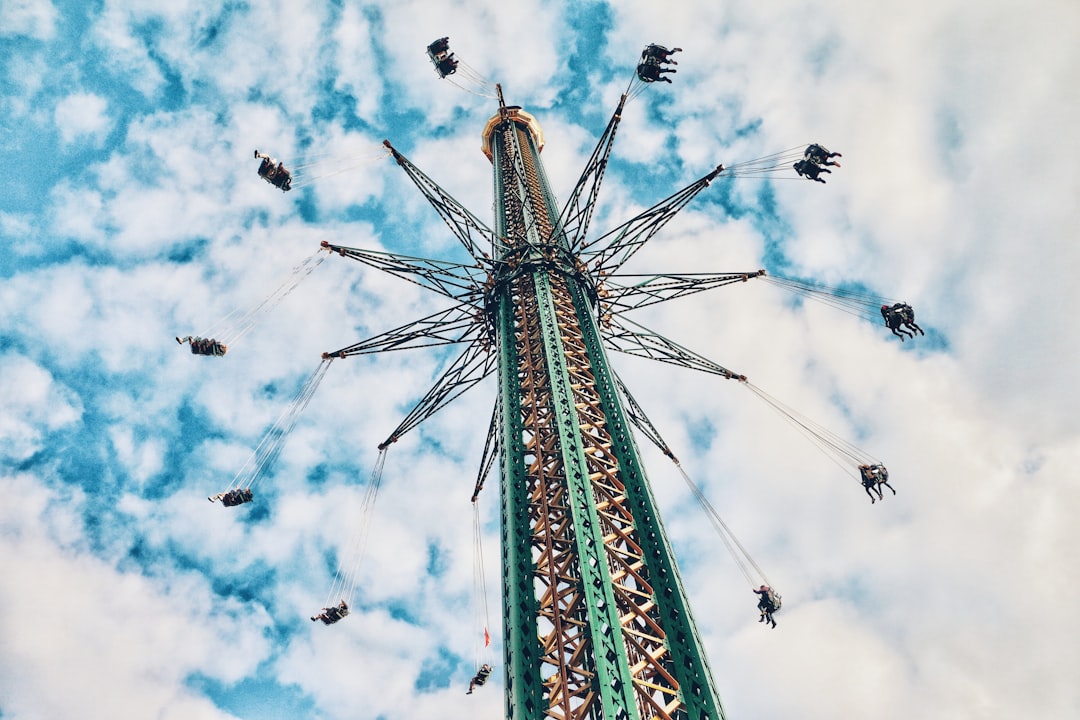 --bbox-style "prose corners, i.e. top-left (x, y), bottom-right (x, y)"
top-left (0, 475), bottom-right (263, 720)
top-left (0, 354), bottom-right (81, 462)
top-left (0, 0), bottom-right (57, 40)
top-left (54, 92), bottom-right (112, 145)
